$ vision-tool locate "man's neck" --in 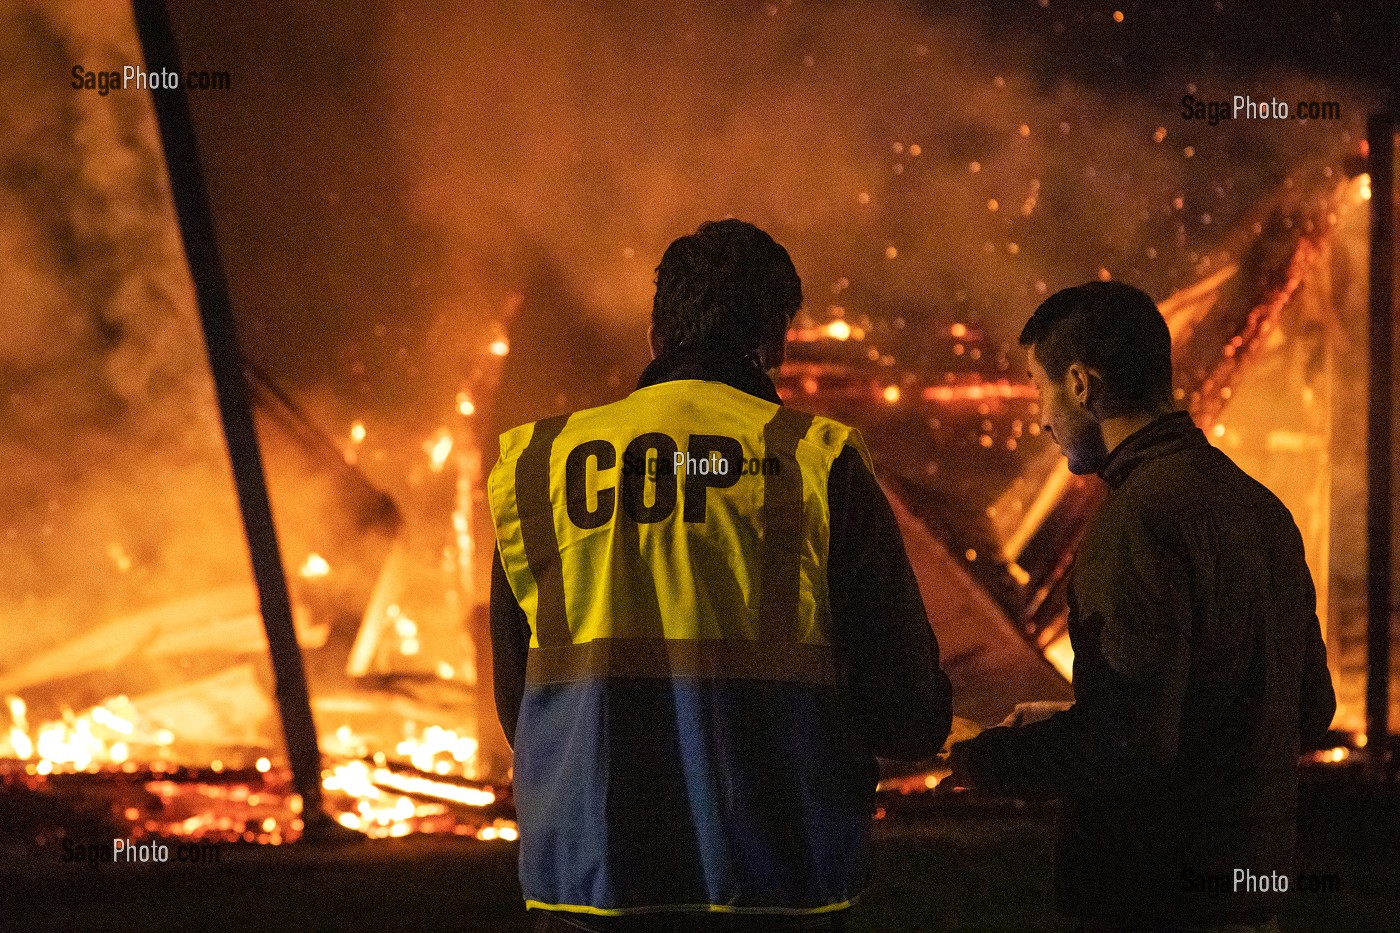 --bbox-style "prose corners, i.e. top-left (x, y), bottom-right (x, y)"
top-left (1099, 408), bottom-right (1174, 456)
top-left (638, 342), bottom-right (781, 403)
